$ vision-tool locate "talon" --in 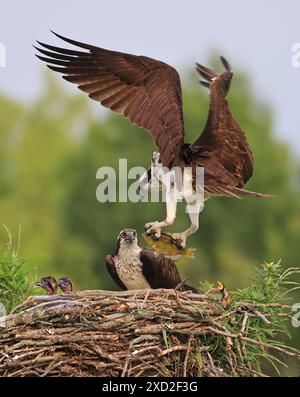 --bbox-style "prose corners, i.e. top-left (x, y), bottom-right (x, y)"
top-left (144, 222), bottom-right (162, 239)
top-left (171, 233), bottom-right (187, 249)
top-left (144, 228), bottom-right (160, 240)
top-left (171, 237), bottom-right (183, 250)
top-left (151, 234), bottom-right (160, 241)
top-left (145, 228), bottom-right (157, 237)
